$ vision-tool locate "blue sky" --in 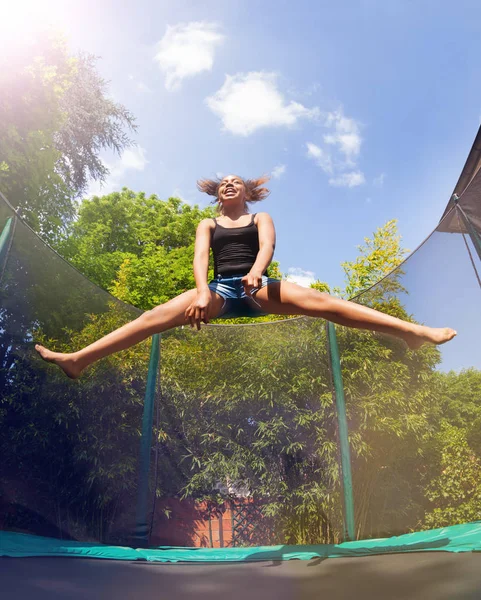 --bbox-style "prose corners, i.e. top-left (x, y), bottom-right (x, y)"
top-left (3, 0), bottom-right (481, 370)
top-left (9, 0), bottom-right (480, 289)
